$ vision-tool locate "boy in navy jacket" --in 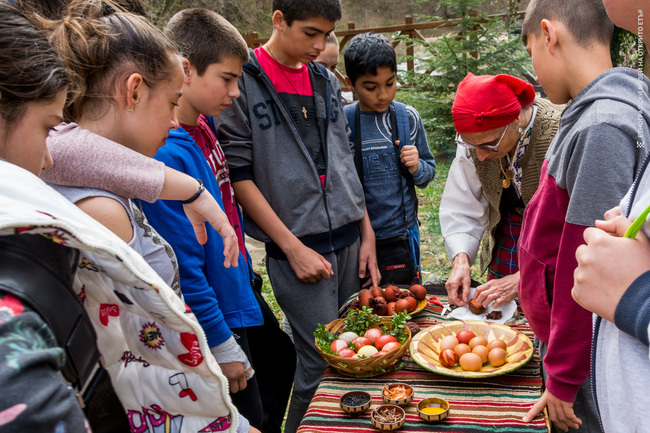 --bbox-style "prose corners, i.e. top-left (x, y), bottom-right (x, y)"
top-left (343, 32), bottom-right (436, 284)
